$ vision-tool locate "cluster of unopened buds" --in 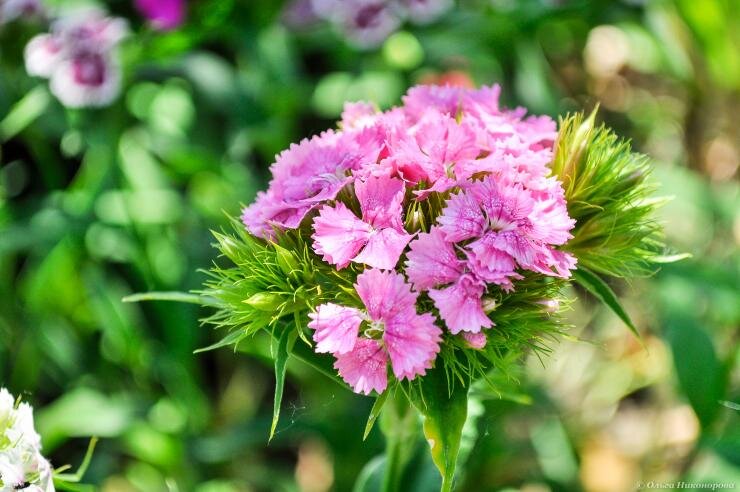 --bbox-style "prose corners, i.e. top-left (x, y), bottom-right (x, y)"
top-left (242, 84), bottom-right (576, 394)
top-left (284, 0), bottom-right (452, 48)
top-left (24, 8), bottom-right (128, 108)
top-left (0, 388), bottom-right (54, 492)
